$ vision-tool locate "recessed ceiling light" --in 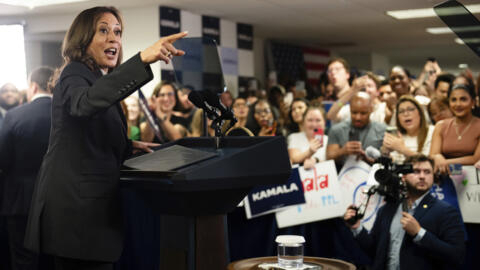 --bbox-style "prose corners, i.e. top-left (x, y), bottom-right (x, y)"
top-left (0, 0), bottom-right (91, 9)
top-left (459, 63), bottom-right (469, 69)
top-left (455, 37), bottom-right (480, 45)
top-left (387, 4), bottom-right (480, 20)
top-left (426, 25), bottom-right (480, 34)
top-left (426, 27), bottom-right (452, 34)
